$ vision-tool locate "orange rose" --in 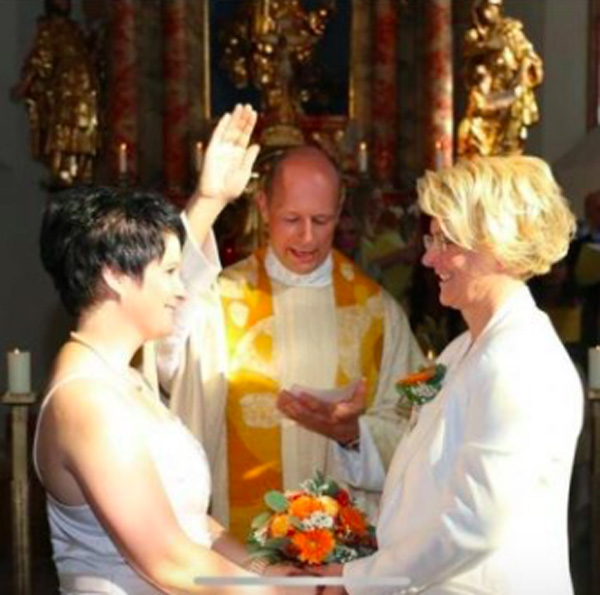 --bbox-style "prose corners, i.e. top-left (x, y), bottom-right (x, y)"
top-left (269, 514), bottom-right (292, 538)
top-left (339, 505), bottom-right (368, 536)
top-left (397, 366), bottom-right (436, 387)
top-left (291, 528), bottom-right (335, 565)
top-left (289, 495), bottom-right (324, 520)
